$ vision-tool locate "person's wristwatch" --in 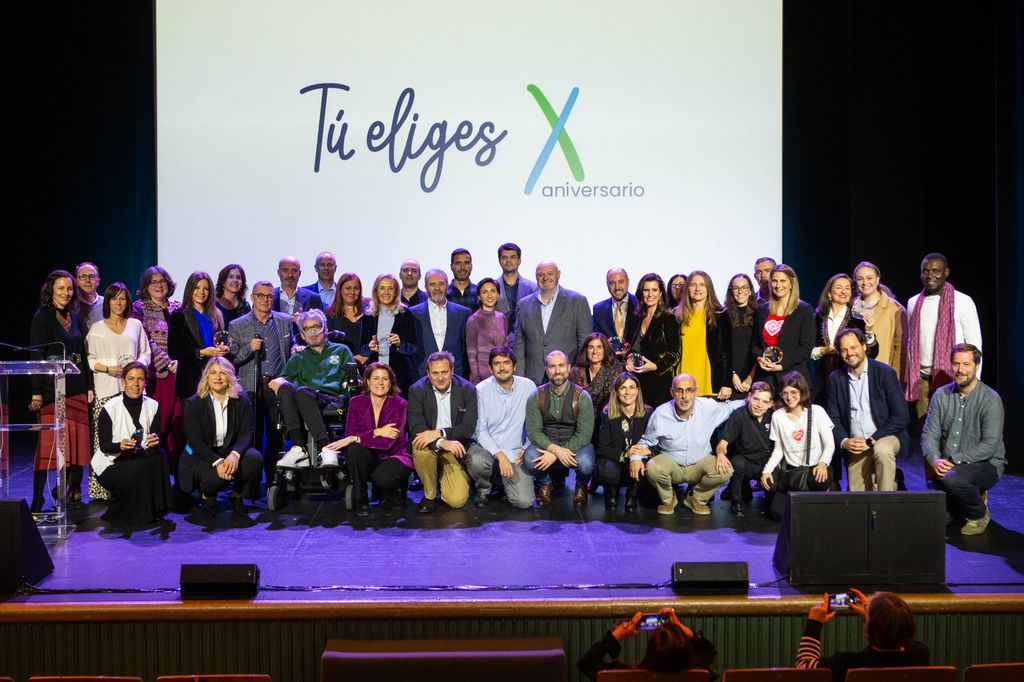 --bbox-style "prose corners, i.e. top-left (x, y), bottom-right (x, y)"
top-left (865, 436), bottom-right (876, 448)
